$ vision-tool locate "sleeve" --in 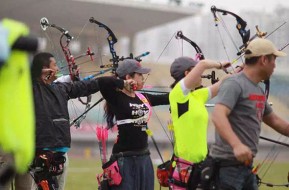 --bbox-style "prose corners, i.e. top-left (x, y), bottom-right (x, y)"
top-left (264, 101), bottom-right (273, 116)
top-left (169, 81), bottom-right (187, 103)
top-left (98, 76), bottom-right (124, 104)
top-left (54, 75), bottom-right (72, 83)
top-left (56, 79), bottom-right (100, 99)
top-left (169, 80), bottom-right (209, 104)
top-left (143, 92), bottom-right (169, 106)
top-left (180, 79), bottom-right (191, 96)
top-left (215, 78), bottom-right (242, 110)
